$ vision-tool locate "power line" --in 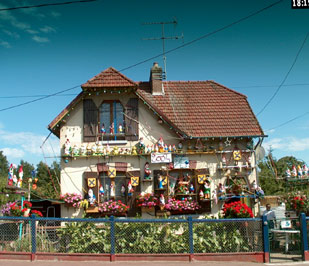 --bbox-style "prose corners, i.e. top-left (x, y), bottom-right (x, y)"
top-left (0, 85), bottom-right (79, 112)
top-left (266, 111), bottom-right (309, 132)
top-left (256, 32), bottom-right (309, 116)
top-left (0, 0), bottom-right (282, 113)
top-left (0, 93), bottom-right (78, 99)
top-left (0, 0), bottom-right (97, 12)
top-left (232, 83), bottom-right (309, 89)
